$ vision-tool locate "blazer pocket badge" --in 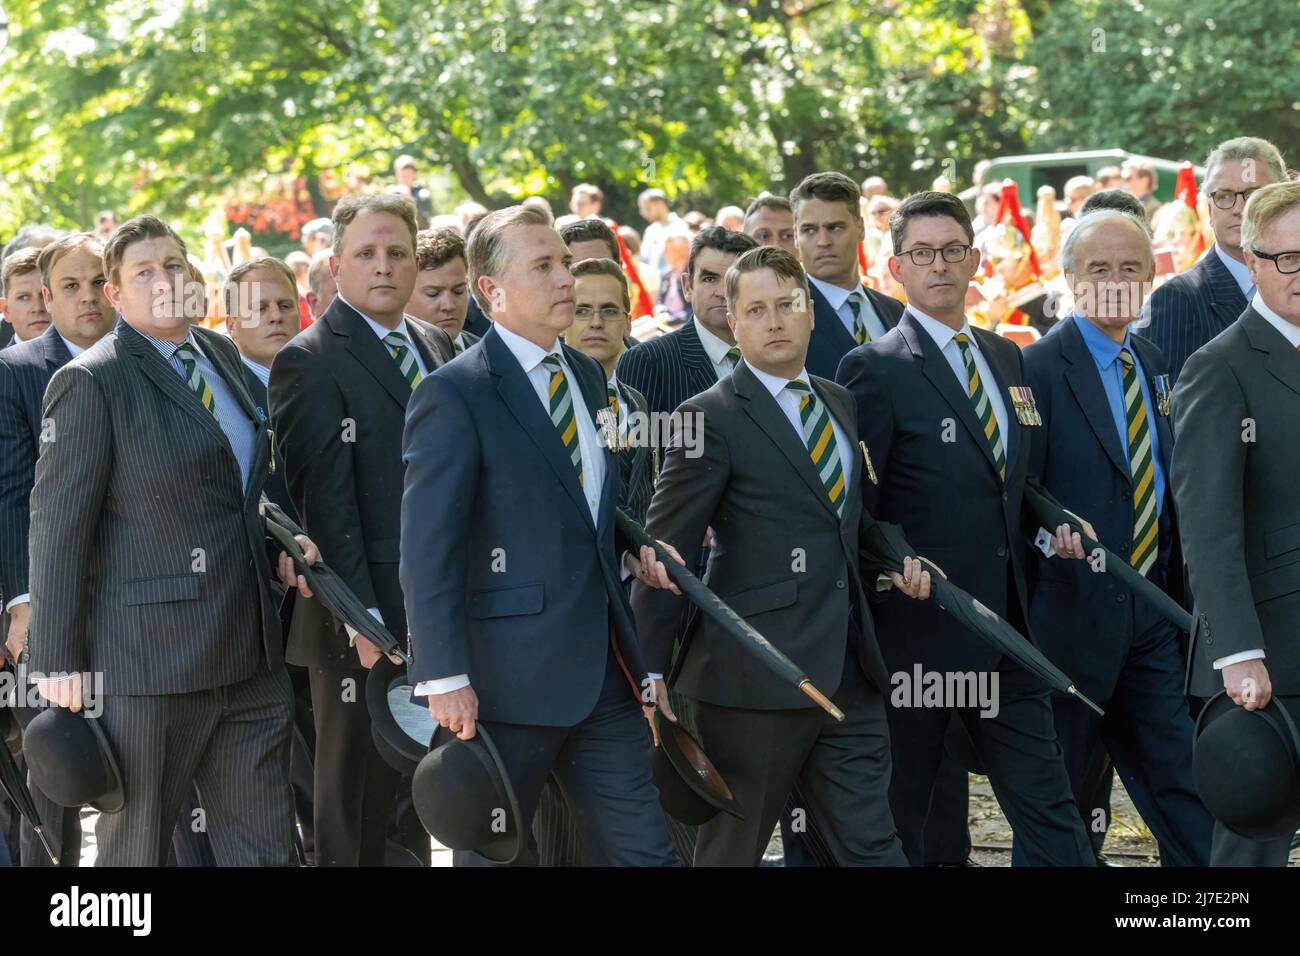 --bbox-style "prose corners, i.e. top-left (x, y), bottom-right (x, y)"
top-left (1151, 374), bottom-right (1171, 417)
top-left (859, 440), bottom-right (878, 485)
top-left (1008, 385), bottom-right (1042, 426)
